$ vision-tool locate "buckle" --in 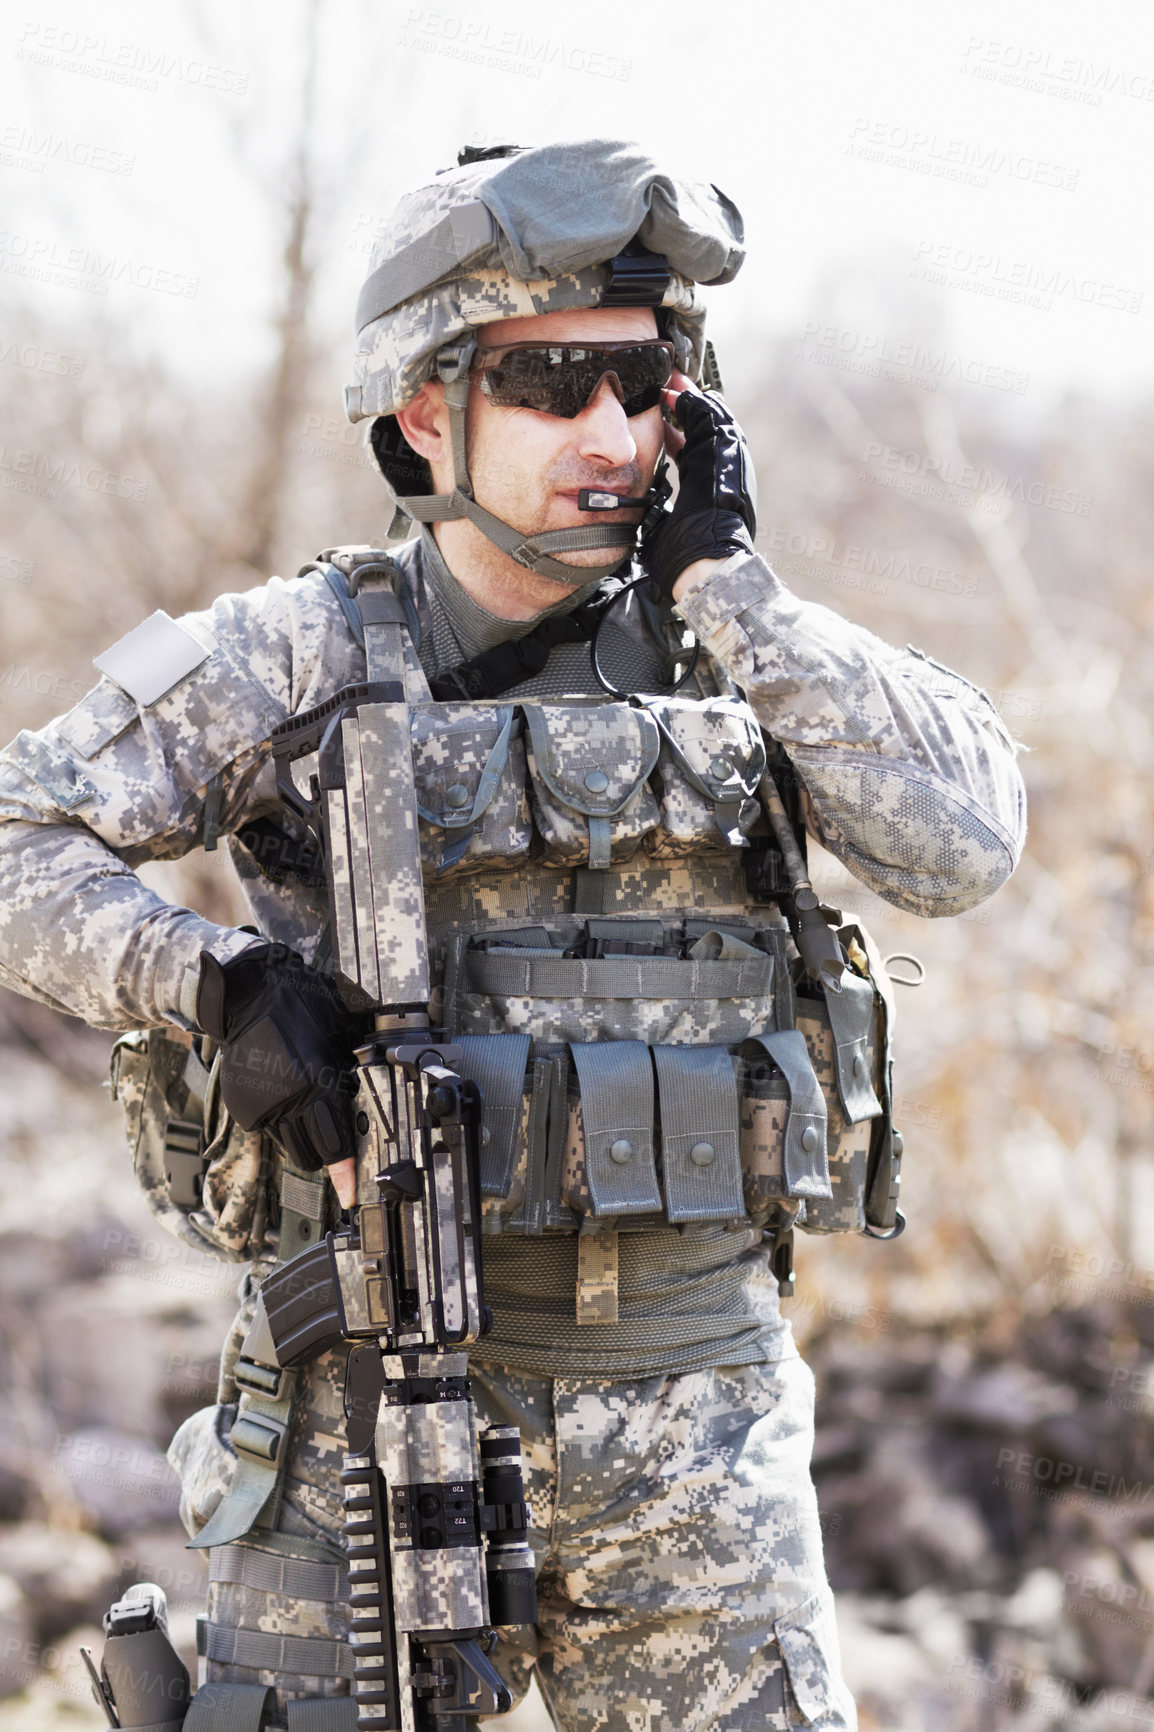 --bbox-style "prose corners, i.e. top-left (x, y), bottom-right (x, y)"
top-left (231, 1412), bottom-right (287, 1467)
top-left (436, 340), bottom-right (476, 386)
top-left (234, 1356), bottom-right (290, 1405)
top-left (163, 1117), bottom-right (206, 1210)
